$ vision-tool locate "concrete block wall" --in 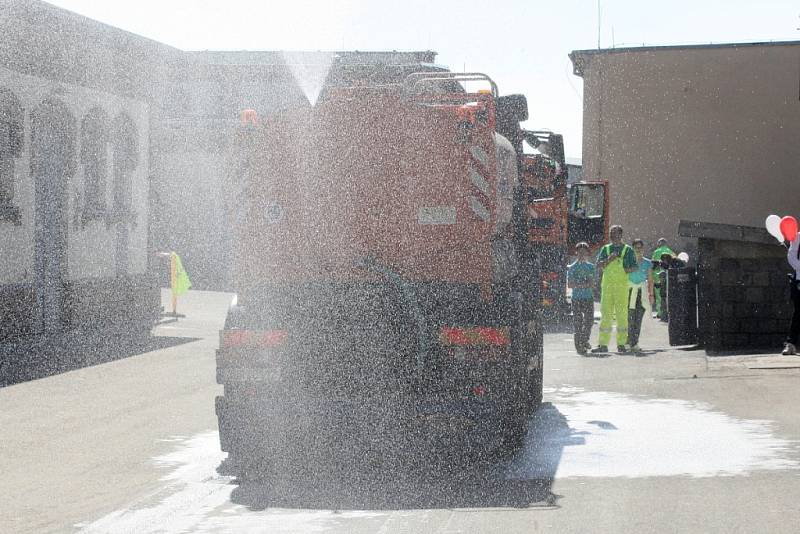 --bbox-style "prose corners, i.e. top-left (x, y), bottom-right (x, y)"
top-left (695, 234), bottom-right (792, 353)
